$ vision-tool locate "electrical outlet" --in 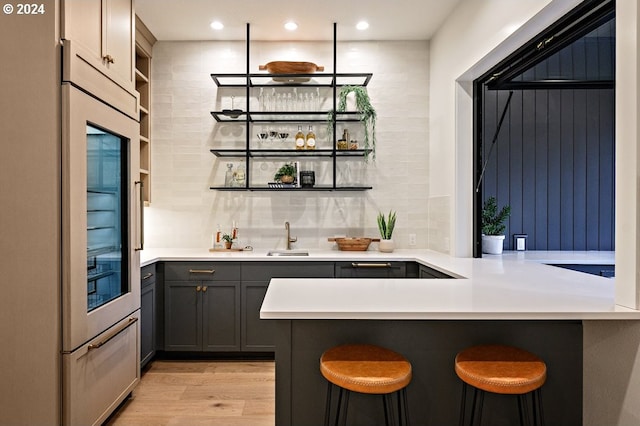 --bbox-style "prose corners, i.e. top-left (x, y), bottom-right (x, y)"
top-left (409, 233), bottom-right (417, 246)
